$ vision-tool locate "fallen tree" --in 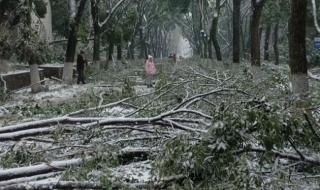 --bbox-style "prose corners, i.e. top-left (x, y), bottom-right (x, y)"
top-left (0, 158), bottom-right (83, 181)
top-left (0, 181), bottom-right (103, 190)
